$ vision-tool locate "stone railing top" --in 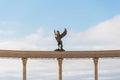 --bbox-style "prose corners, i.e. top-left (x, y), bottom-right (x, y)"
top-left (0, 50), bottom-right (120, 58)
